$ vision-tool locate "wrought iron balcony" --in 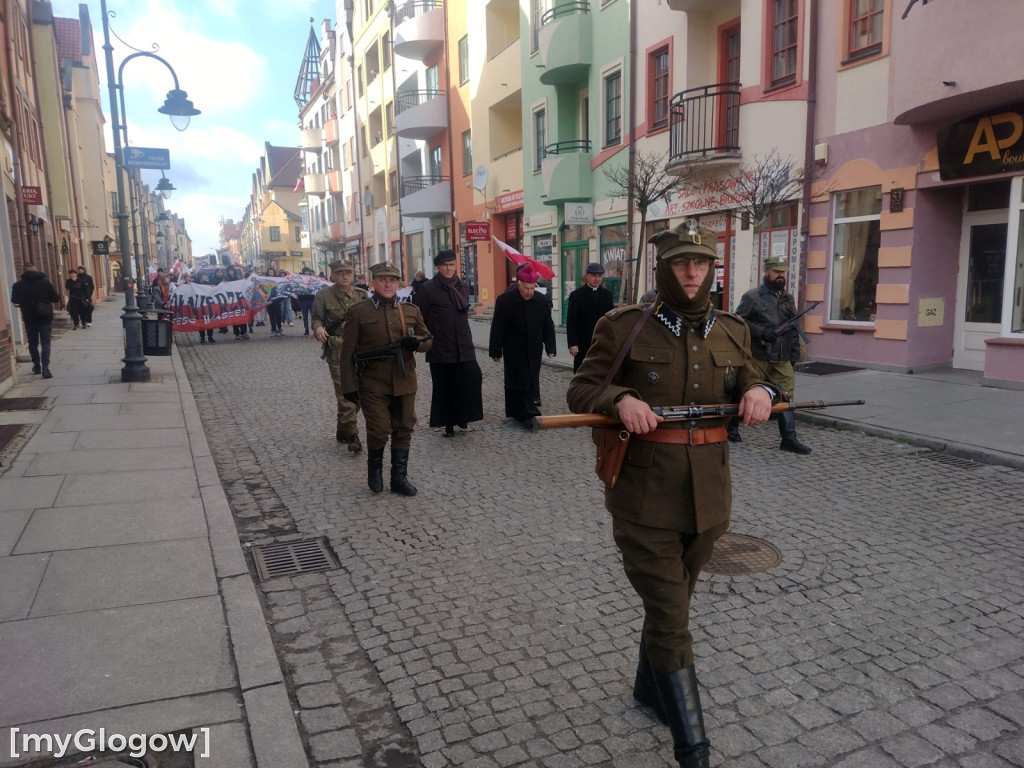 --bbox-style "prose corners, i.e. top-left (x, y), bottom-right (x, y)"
top-left (667, 82), bottom-right (741, 170)
top-left (394, 89), bottom-right (448, 140)
top-left (400, 174), bottom-right (451, 217)
top-left (538, 1), bottom-right (591, 86)
top-left (392, 1), bottom-right (444, 61)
